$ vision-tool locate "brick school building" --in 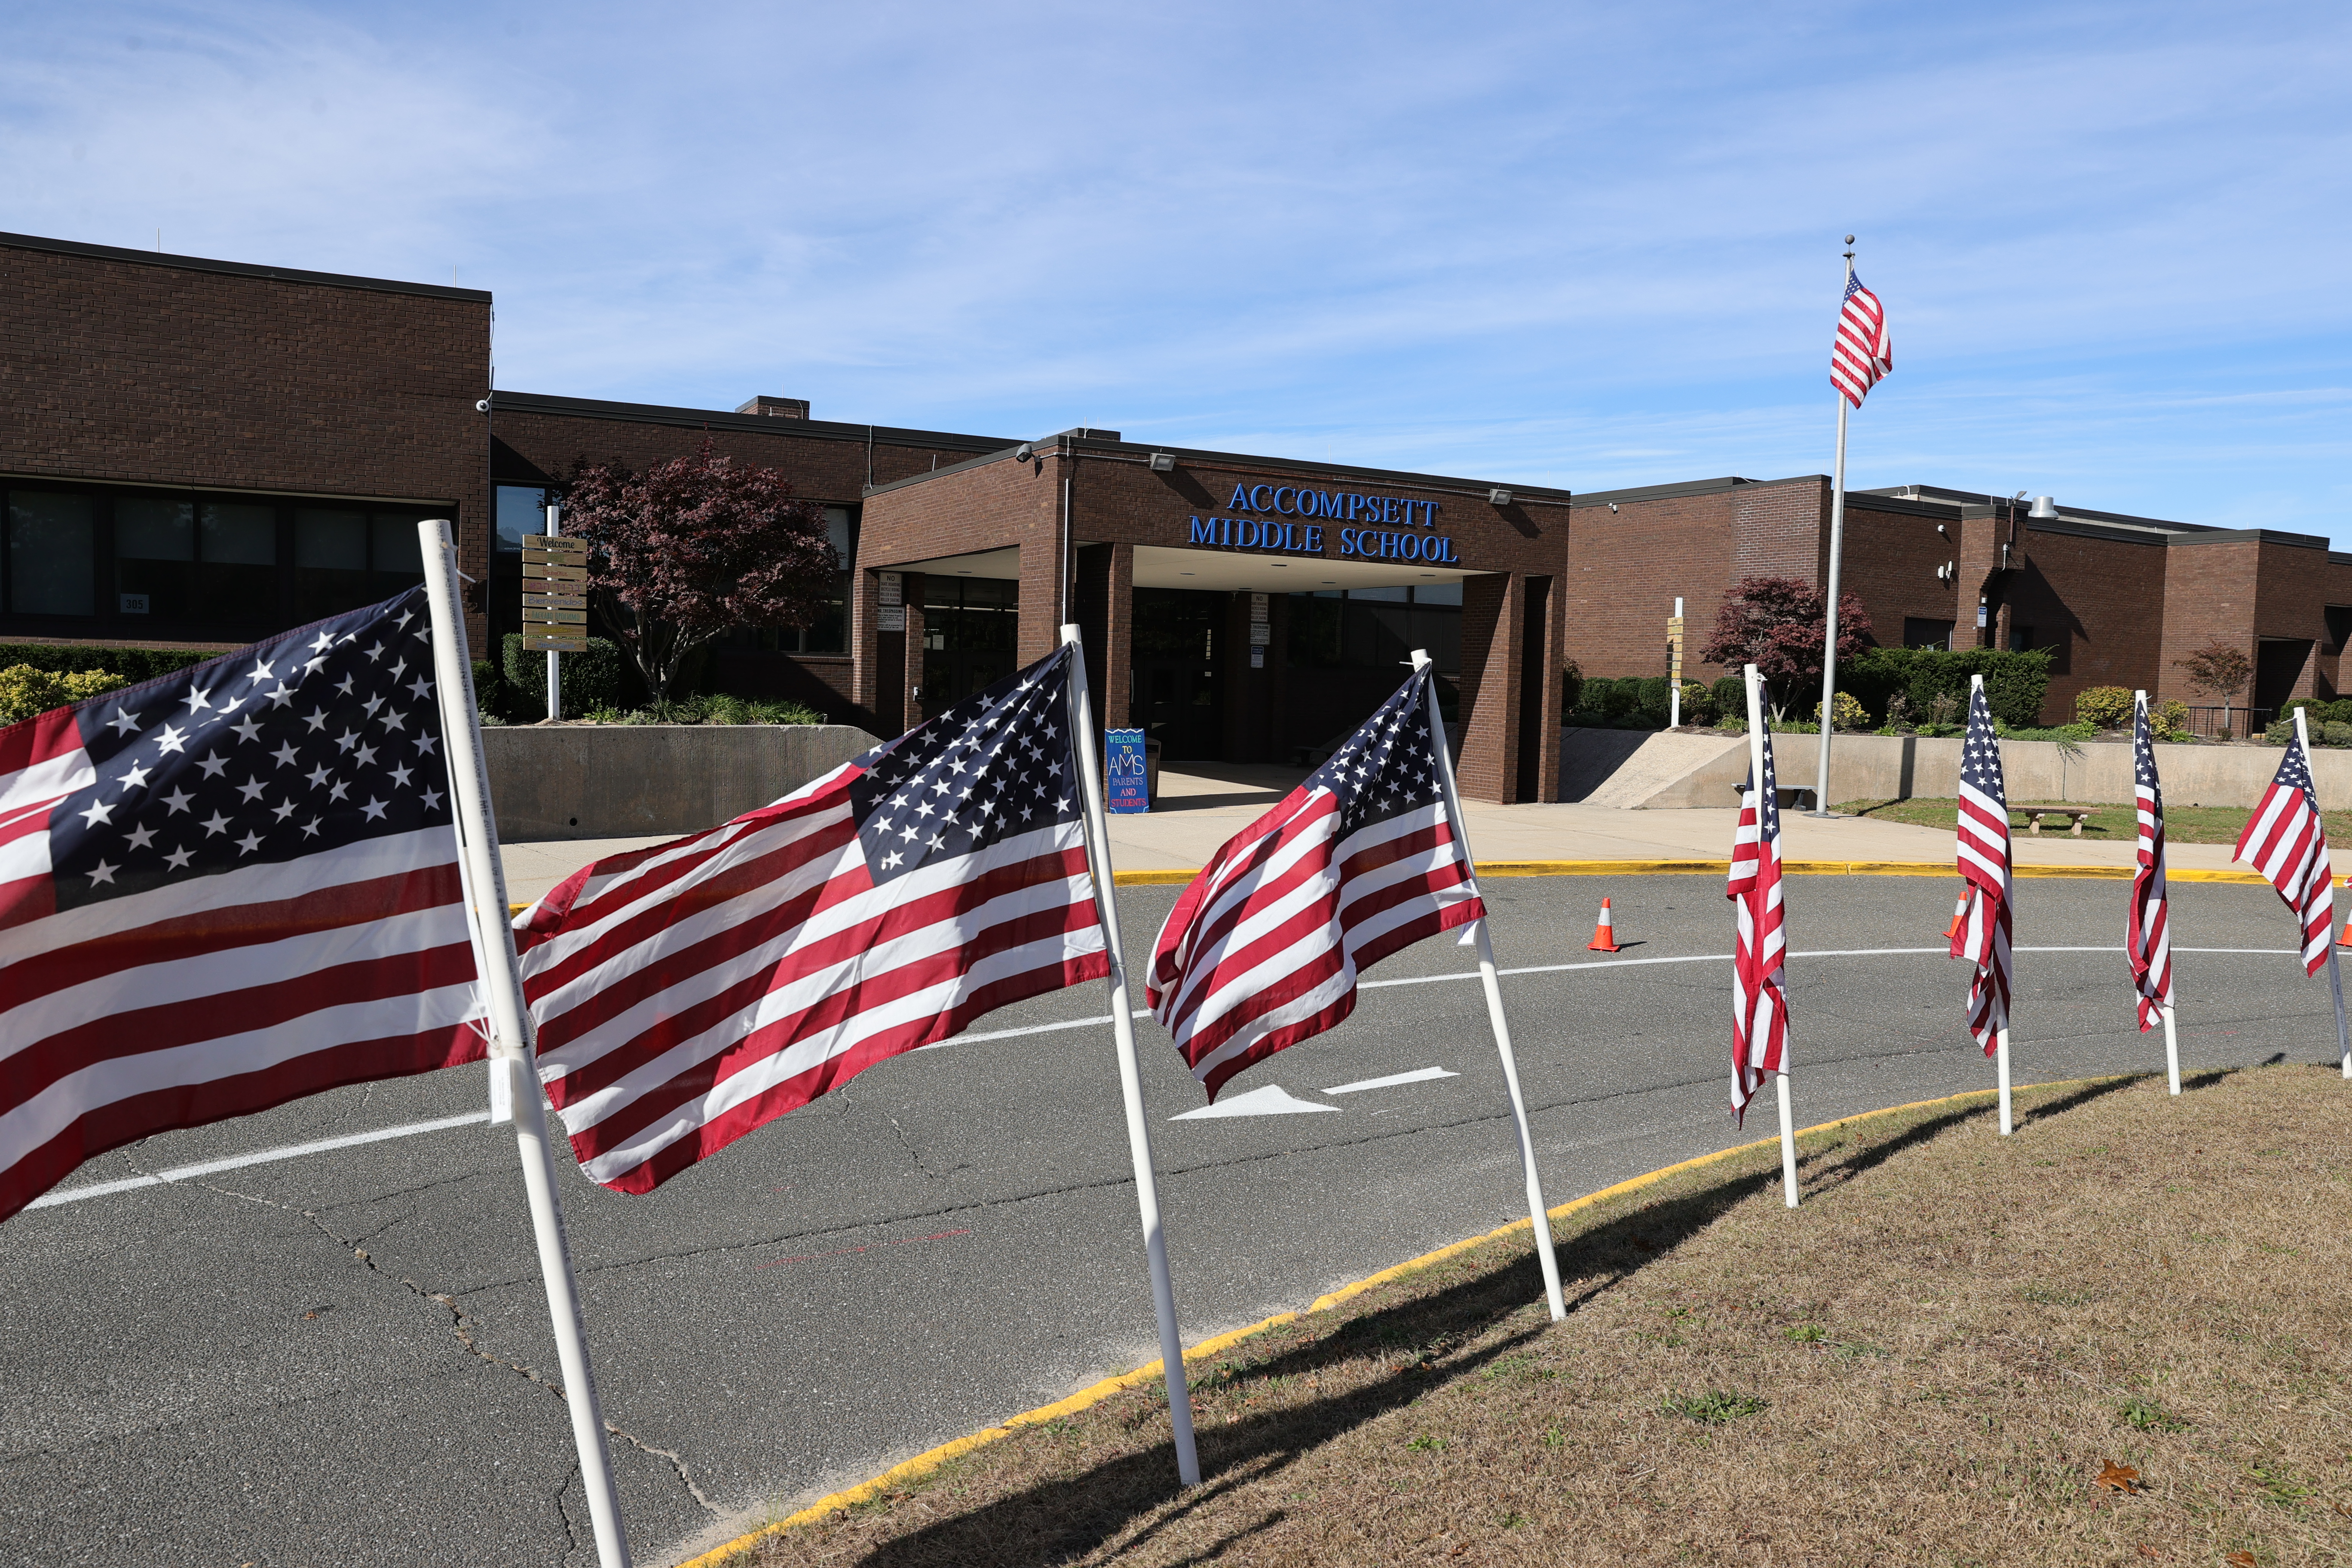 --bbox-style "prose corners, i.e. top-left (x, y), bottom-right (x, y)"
top-left (6, 229), bottom-right (2347, 800)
